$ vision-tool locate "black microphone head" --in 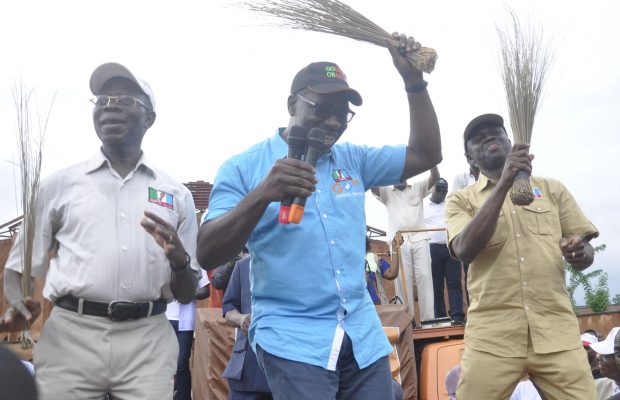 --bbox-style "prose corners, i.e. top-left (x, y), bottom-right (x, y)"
top-left (288, 126), bottom-right (307, 147)
top-left (307, 128), bottom-right (327, 151)
top-left (287, 125), bottom-right (308, 159)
